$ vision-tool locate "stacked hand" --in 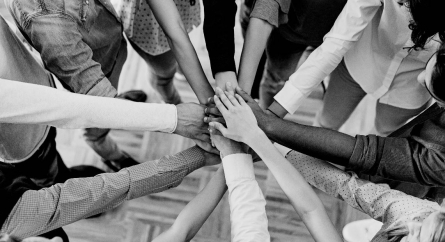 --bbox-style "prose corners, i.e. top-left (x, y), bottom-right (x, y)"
top-left (204, 83), bottom-right (268, 156)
